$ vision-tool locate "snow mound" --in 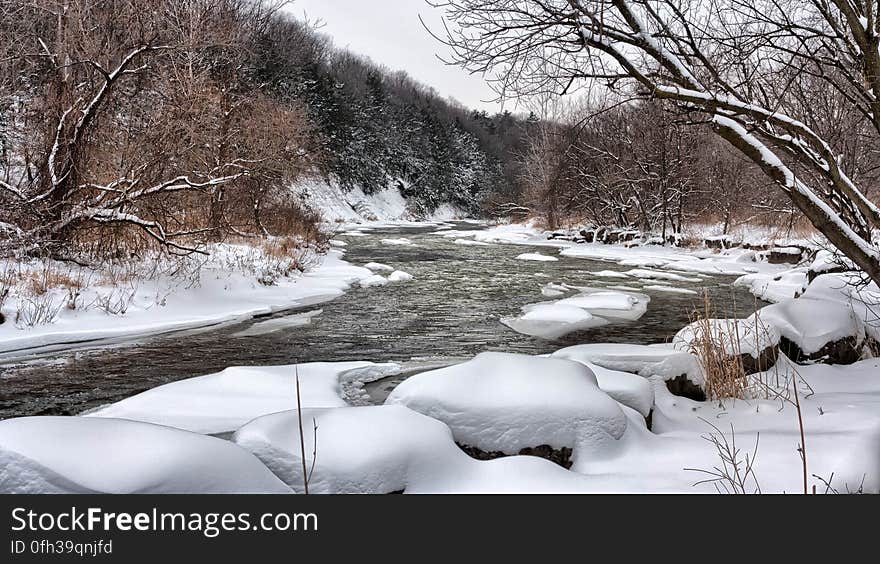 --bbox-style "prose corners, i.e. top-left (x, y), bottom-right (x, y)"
top-left (735, 270), bottom-right (808, 302)
top-left (85, 361), bottom-right (401, 434)
top-left (328, 239), bottom-right (347, 247)
top-left (552, 343), bottom-right (702, 384)
top-left (516, 252), bottom-right (558, 262)
top-left (388, 270), bottom-right (414, 283)
top-left (0, 417), bottom-right (290, 494)
top-left (385, 352), bottom-right (627, 454)
top-left (364, 262), bottom-right (394, 272)
top-left (759, 298), bottom-right (864, 355)
top-left (234, 405), bottom-right (461, 494)
top-left (587, 364), bottom-right (654, 417)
